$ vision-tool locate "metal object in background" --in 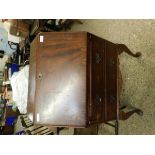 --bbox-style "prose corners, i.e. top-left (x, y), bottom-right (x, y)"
top-left (0, 27), bottom-right (17, 55)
